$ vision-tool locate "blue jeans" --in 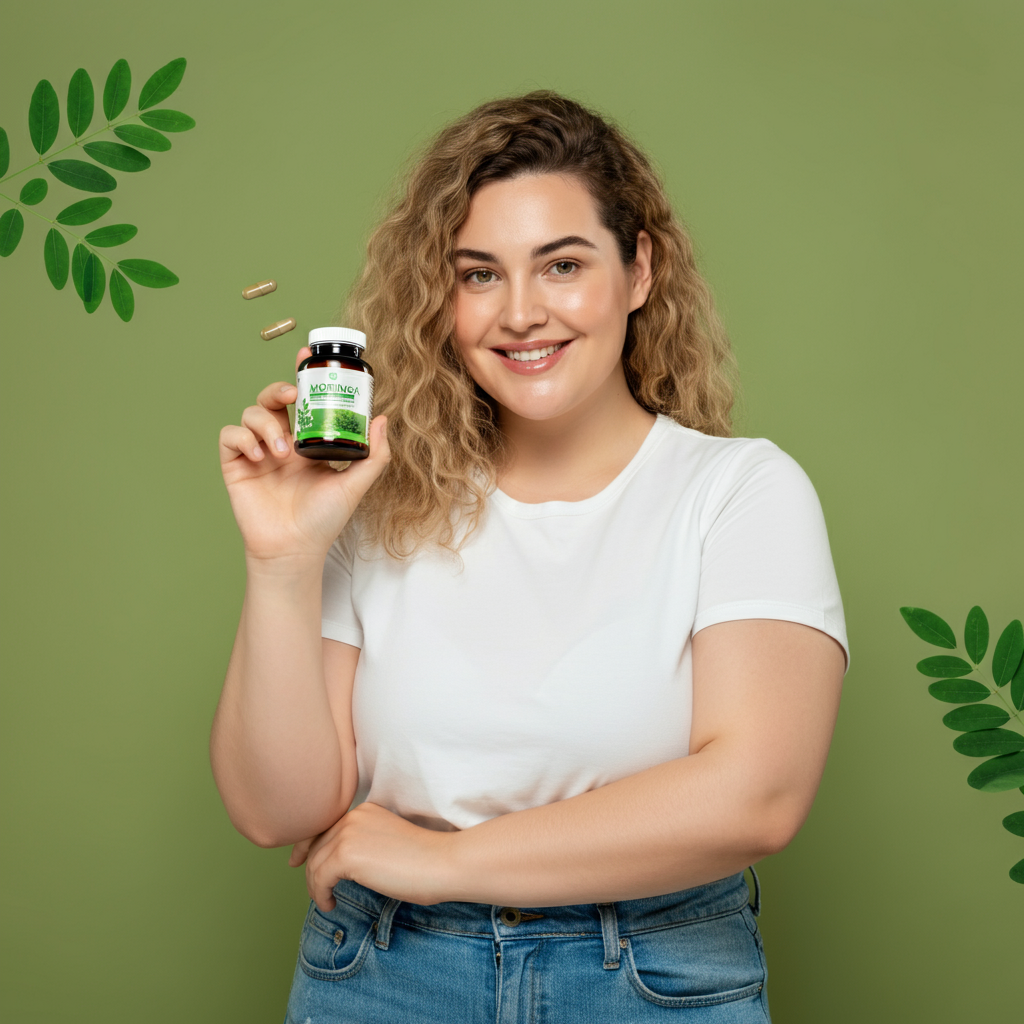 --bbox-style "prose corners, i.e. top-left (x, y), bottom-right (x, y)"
top-left (285, 869), bottom-right (769, 1023)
